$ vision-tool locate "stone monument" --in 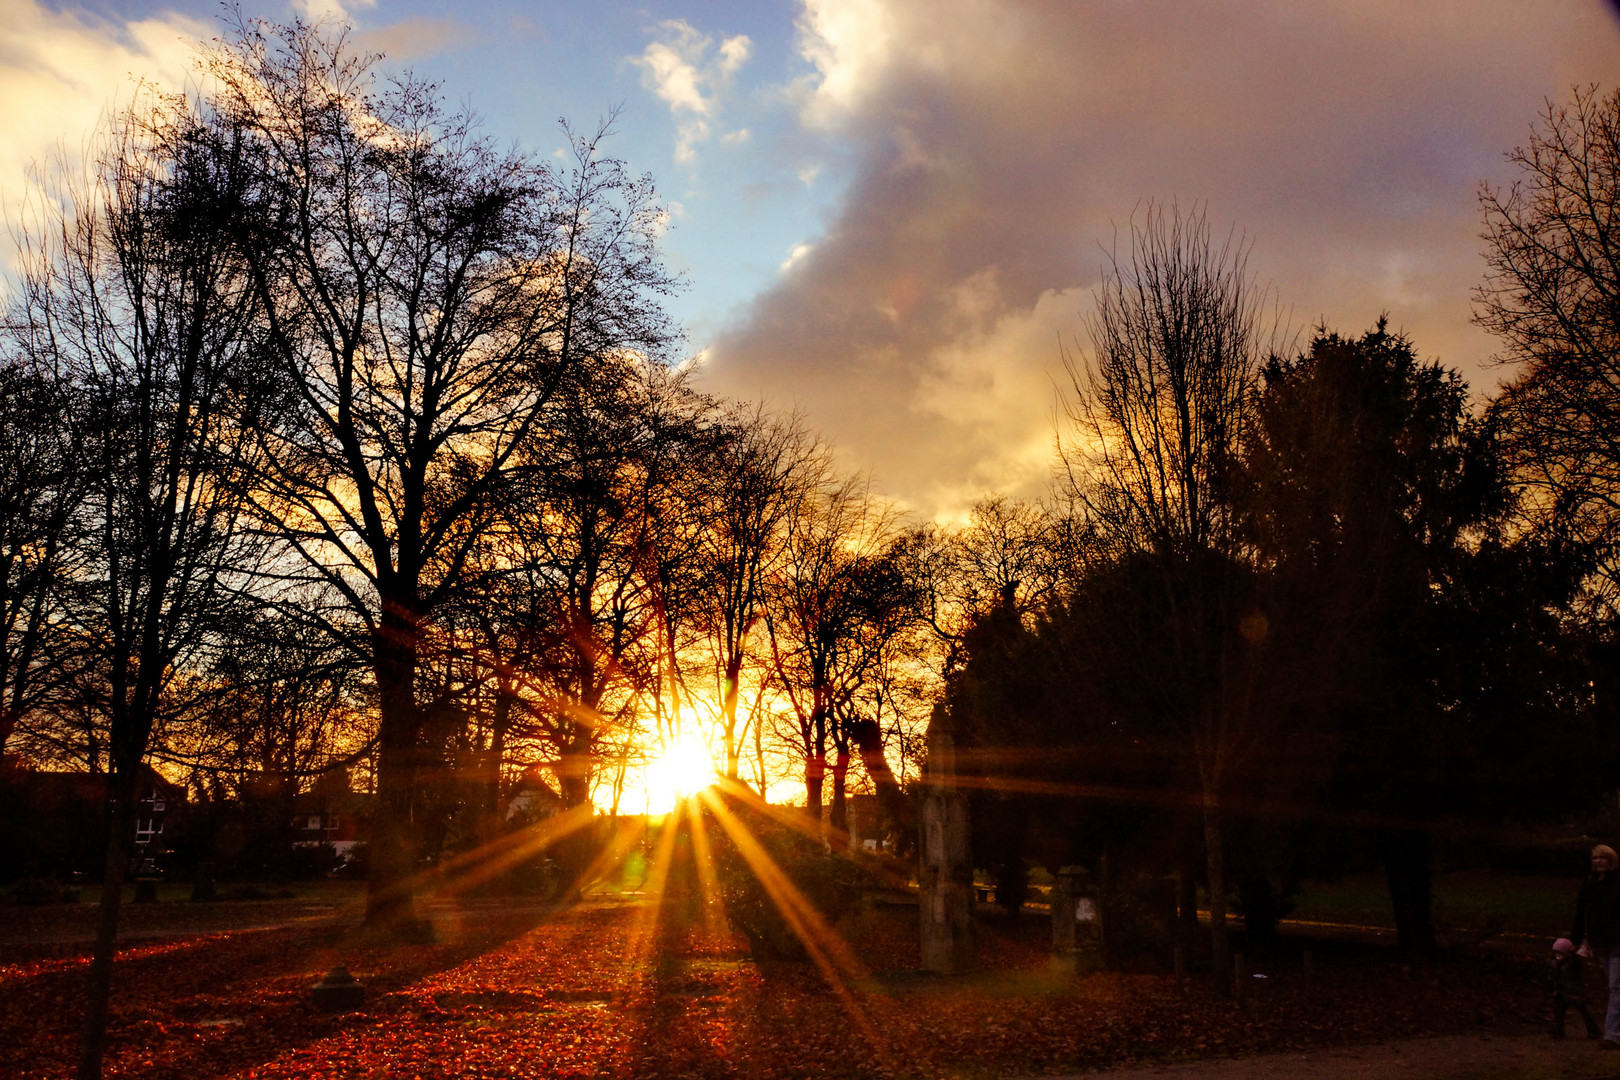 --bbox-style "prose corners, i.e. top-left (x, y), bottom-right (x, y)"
top-left (918, 705), bottom-right (974, 973)
top-left (1050, 865), bottom-right (1103, 972)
